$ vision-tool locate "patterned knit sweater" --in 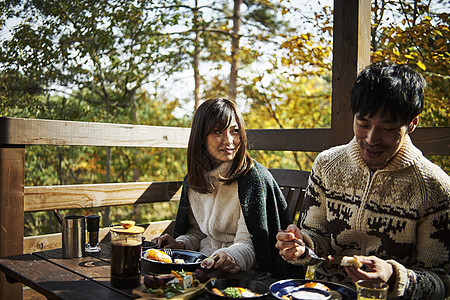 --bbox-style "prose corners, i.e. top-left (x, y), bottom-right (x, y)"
top-left (295, 136), bottom-right (449, 299)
